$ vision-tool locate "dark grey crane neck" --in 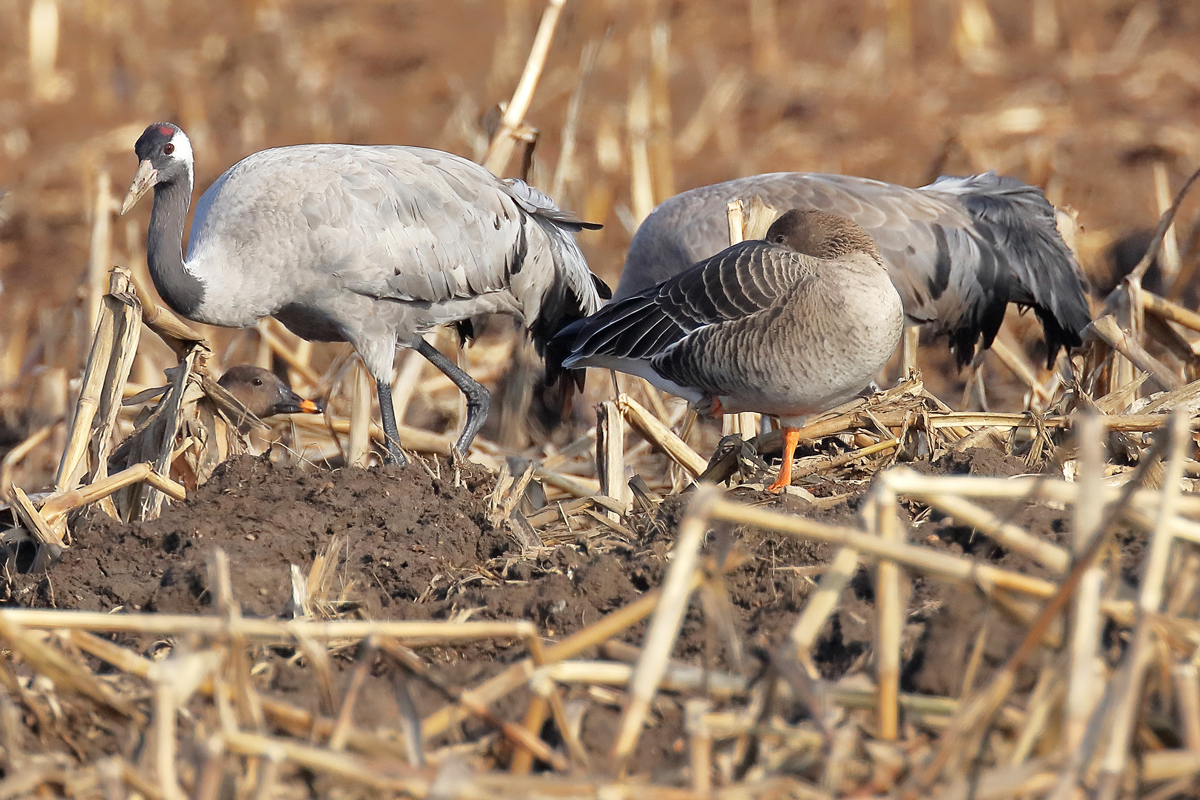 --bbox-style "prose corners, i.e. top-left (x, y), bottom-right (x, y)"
top-left (146, 177), bottom-right (204, 317)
